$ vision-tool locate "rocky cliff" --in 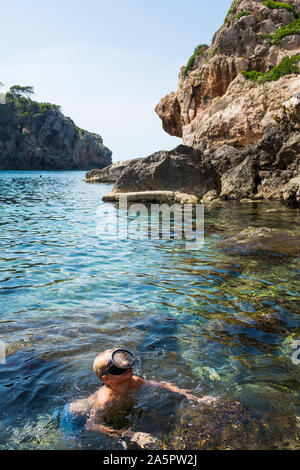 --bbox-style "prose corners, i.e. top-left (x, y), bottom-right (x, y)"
top-left (92, 0), bottom-right (300, 205)
top-left (0, 88), bottom-right (112, 170)
top-left (152, 0), bottom-right (300, 204)
top-left (156, 0), bottom-right (300, 146)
